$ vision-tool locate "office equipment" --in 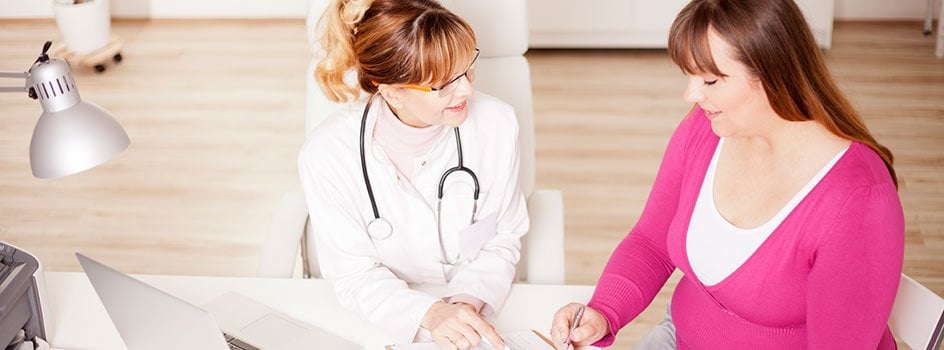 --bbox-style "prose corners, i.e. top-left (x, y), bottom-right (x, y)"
top-left (0, 243), bottom-right (48, 350)
top-left (259, 0), bottom-right (565, 285)
top-left (76, 253), bottom-right (359, 350)
top-left (0, 41), bottom-right (129, 178)
top-left (41, 271), bottom-right (595, 349)
top-left (888, 273), bottom-right (944, 350)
